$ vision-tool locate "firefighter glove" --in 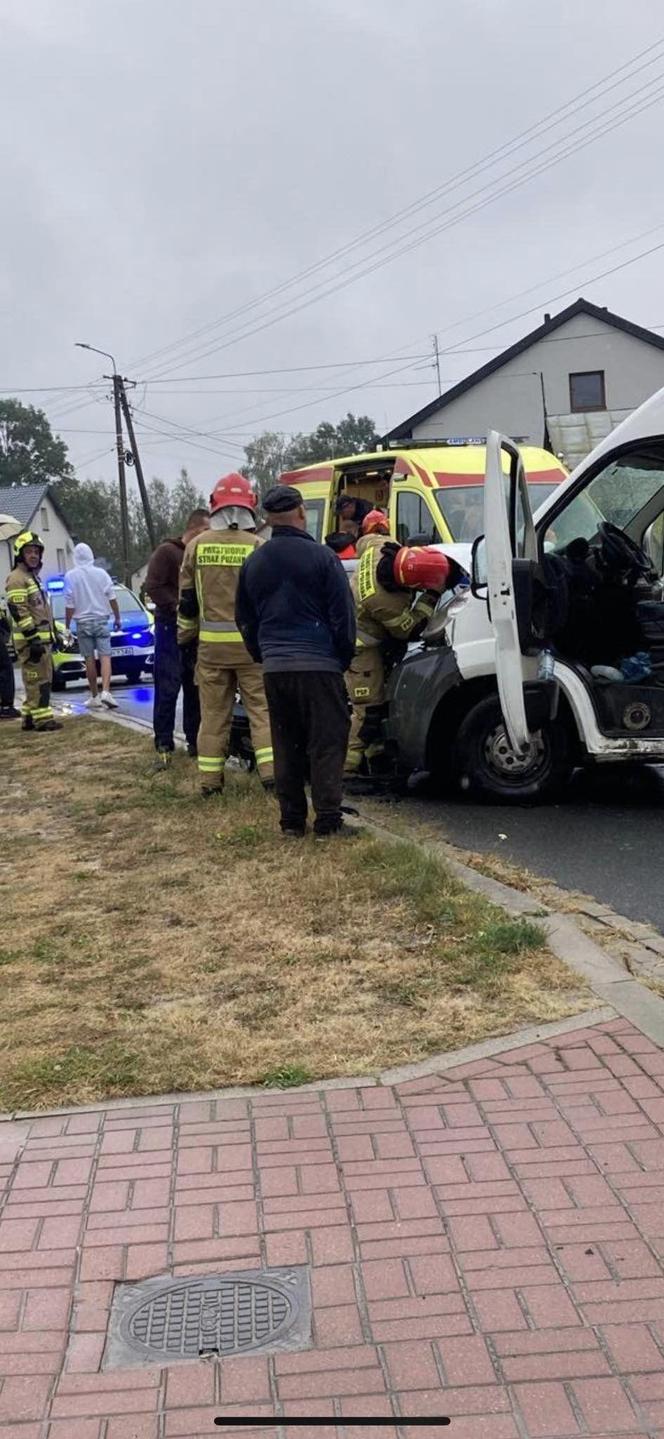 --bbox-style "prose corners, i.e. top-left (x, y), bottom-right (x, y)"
top-left (28, 639), bottom-right (45, 662)
top-left (178, 587), bottom-right (199, 620)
